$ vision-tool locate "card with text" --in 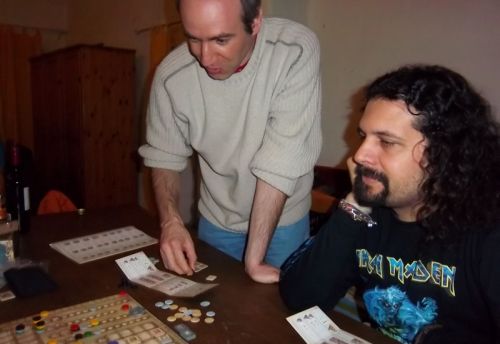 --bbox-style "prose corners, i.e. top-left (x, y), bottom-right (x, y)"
top-left (50, 226), bottom-right (158, 264)
top-left (116, 251), bottom-right (217, 297)
top-left (287, 306), bottom-right (371, 344)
